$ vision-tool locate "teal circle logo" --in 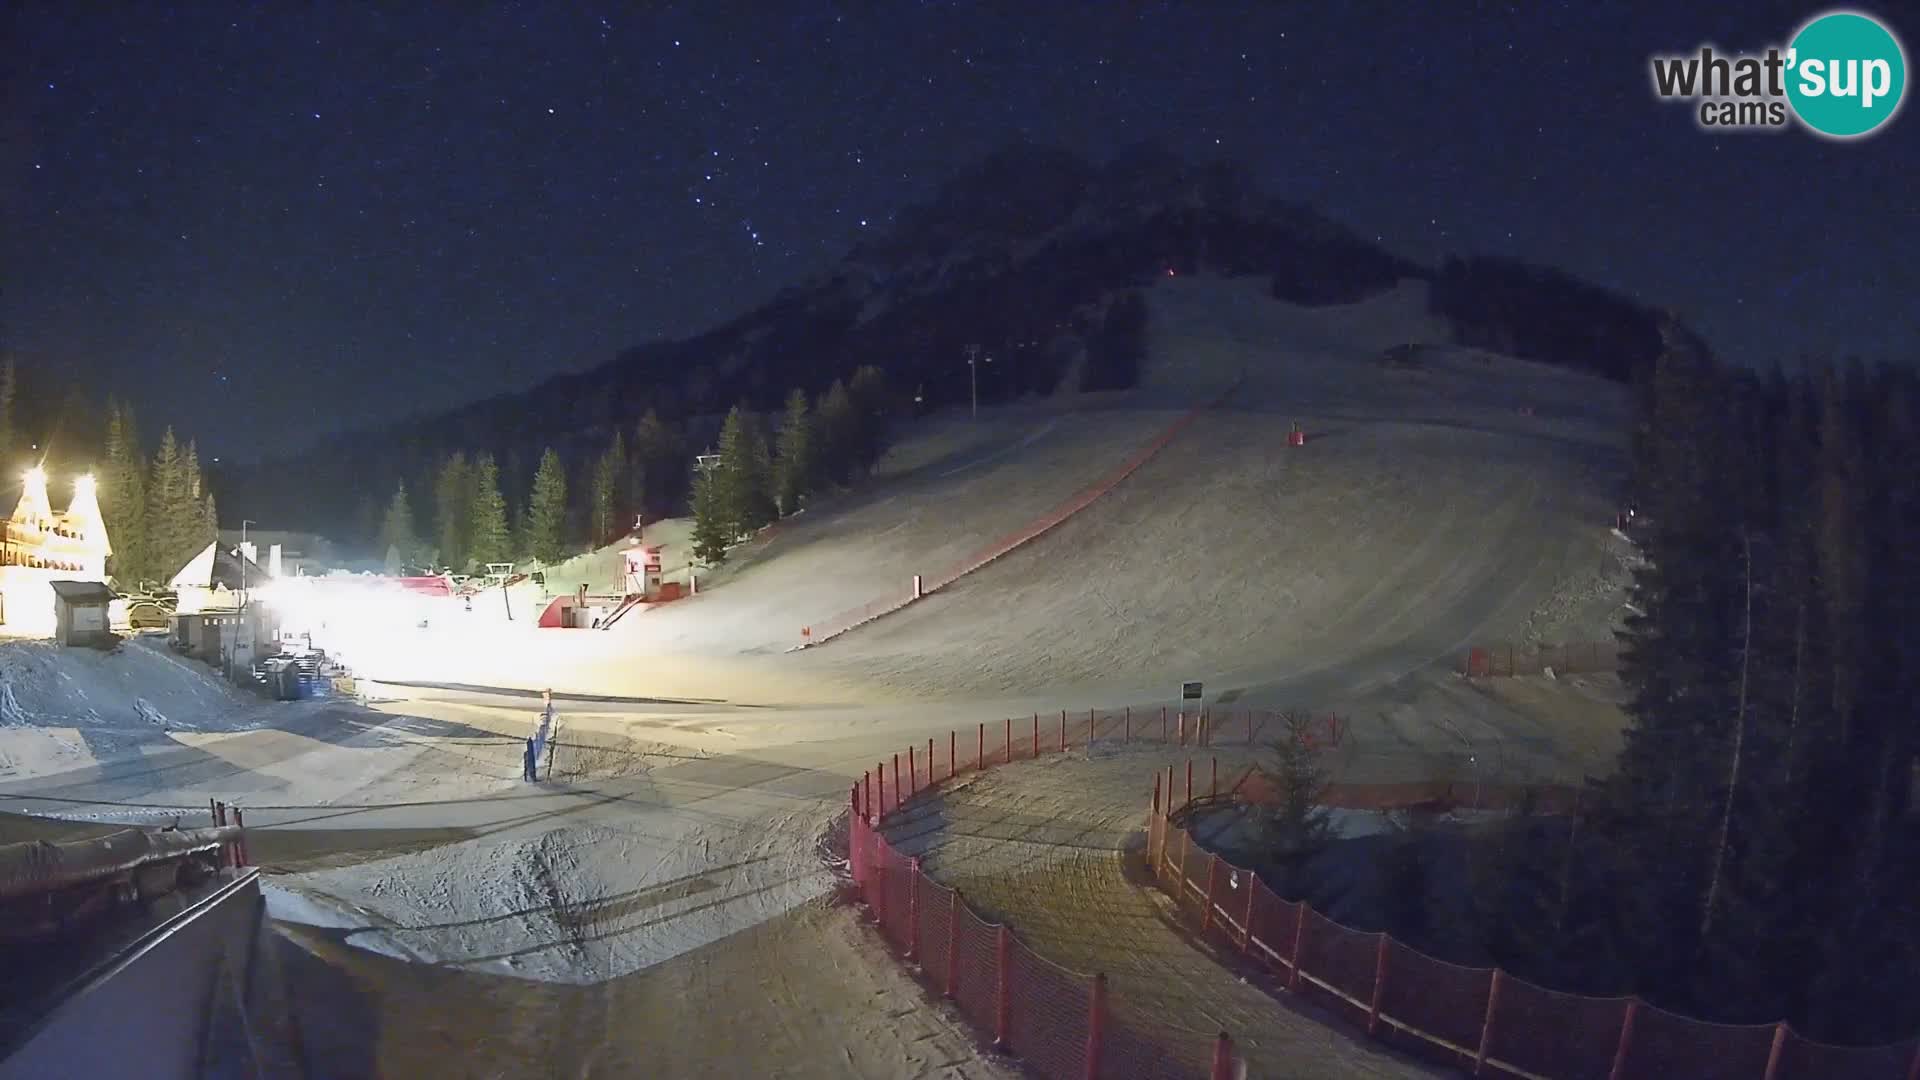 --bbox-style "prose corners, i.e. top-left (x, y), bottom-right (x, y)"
top-left (1786, 11), bottom-right (1906, 138)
